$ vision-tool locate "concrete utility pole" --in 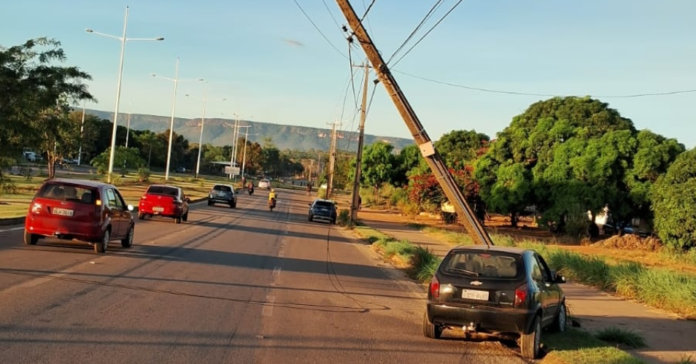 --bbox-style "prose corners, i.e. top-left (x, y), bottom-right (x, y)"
top-left (326, 121), bottom-right (342, 200)
top-left (228, 117), bottom-right (239, 180)
top-left (335, 0), bottom-right (494, 247)
top-left (350, 62), bottom-right (370, 224)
